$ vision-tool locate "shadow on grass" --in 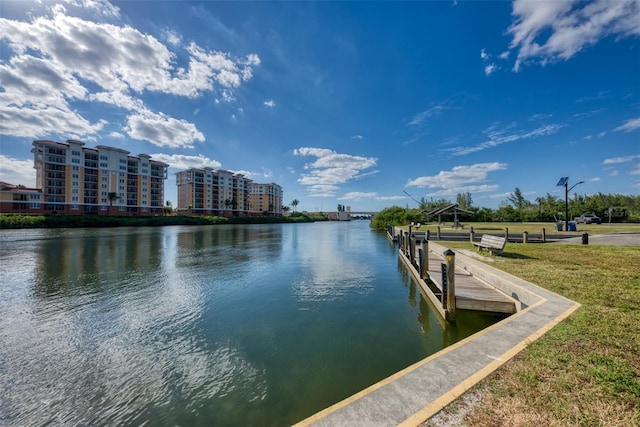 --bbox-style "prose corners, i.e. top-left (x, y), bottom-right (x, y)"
top-left (499, 252), bottom-right (536, 260)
